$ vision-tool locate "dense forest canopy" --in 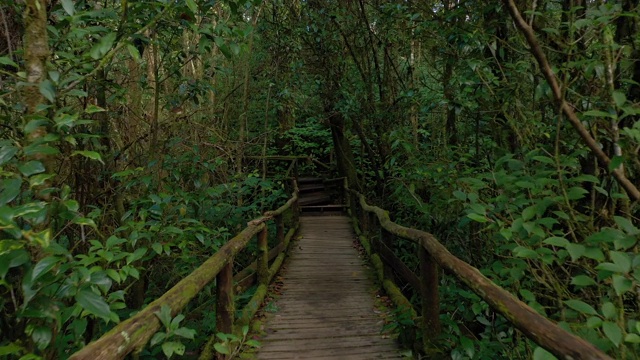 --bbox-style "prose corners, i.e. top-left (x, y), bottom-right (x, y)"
top-left (1, 0), bottom-right (640, 358)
